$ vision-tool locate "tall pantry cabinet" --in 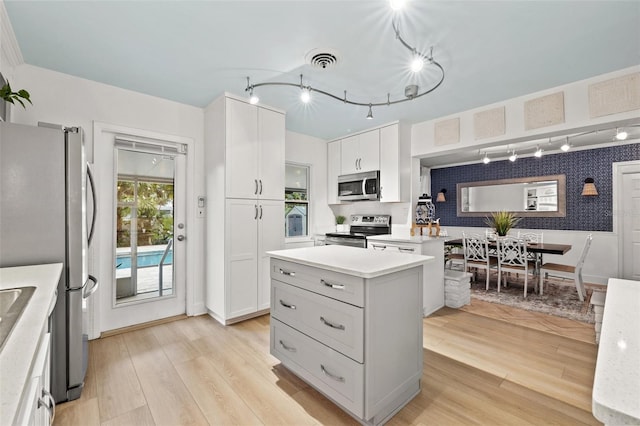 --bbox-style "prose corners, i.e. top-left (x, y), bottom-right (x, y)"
top-left (204, 94), bottom-right (285, 324)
